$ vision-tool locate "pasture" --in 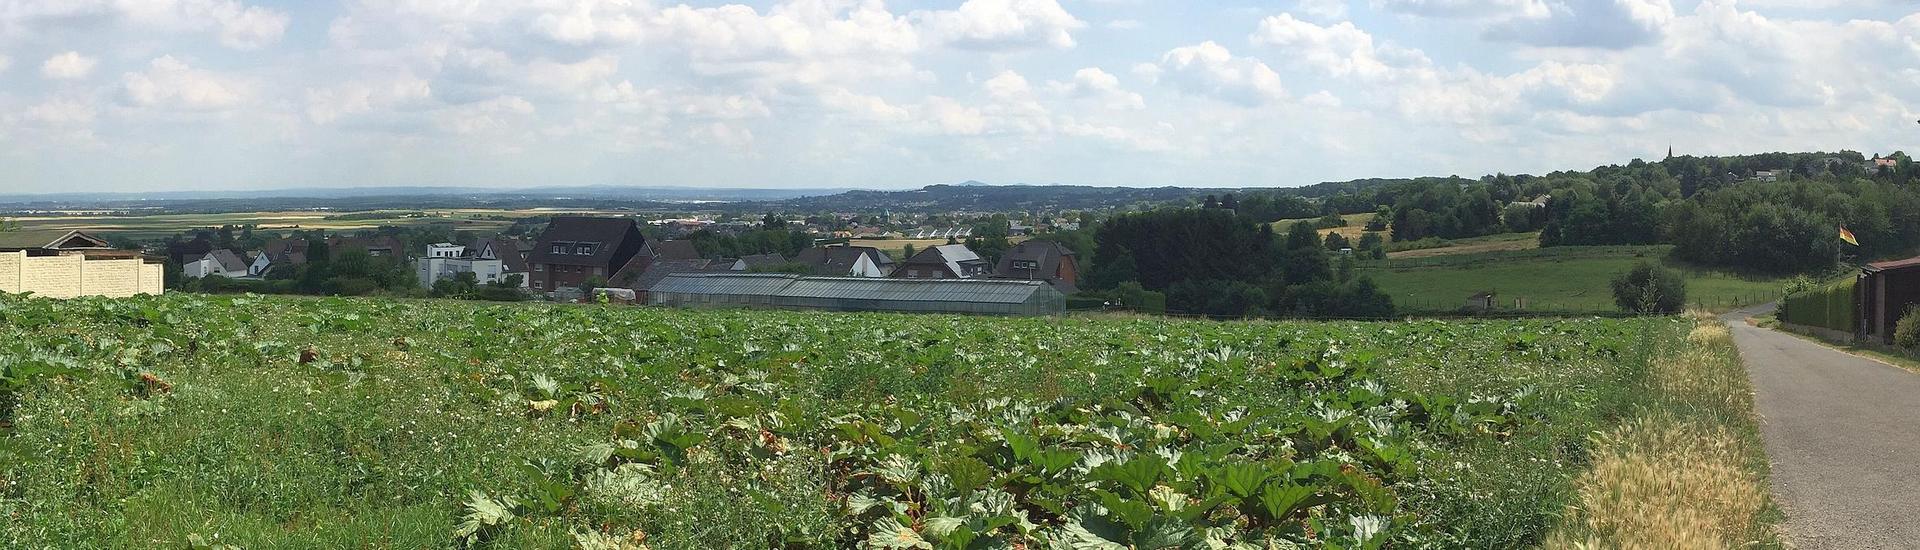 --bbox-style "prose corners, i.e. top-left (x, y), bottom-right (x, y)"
top-left (1360, 245), bottom-right (1786, 313)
